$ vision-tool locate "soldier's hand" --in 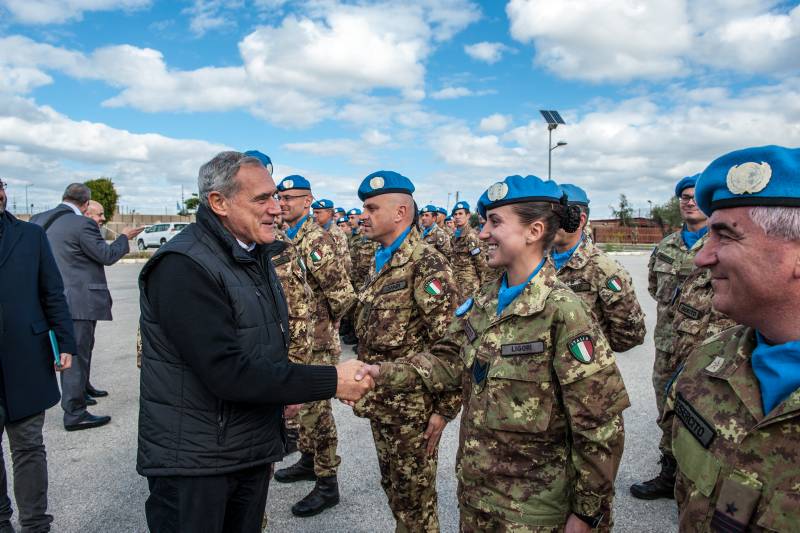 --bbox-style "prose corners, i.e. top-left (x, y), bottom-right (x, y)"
top-left (424, 413), bottom-right (447, 456)
top-left (334, 359), bottom-right (375, 402)
top-left (355, 363), bottom-right (380, 381)
top-left (565, 514), bottom-right (592, 533)
top-left (284, 404), bottom-right (302, 418)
